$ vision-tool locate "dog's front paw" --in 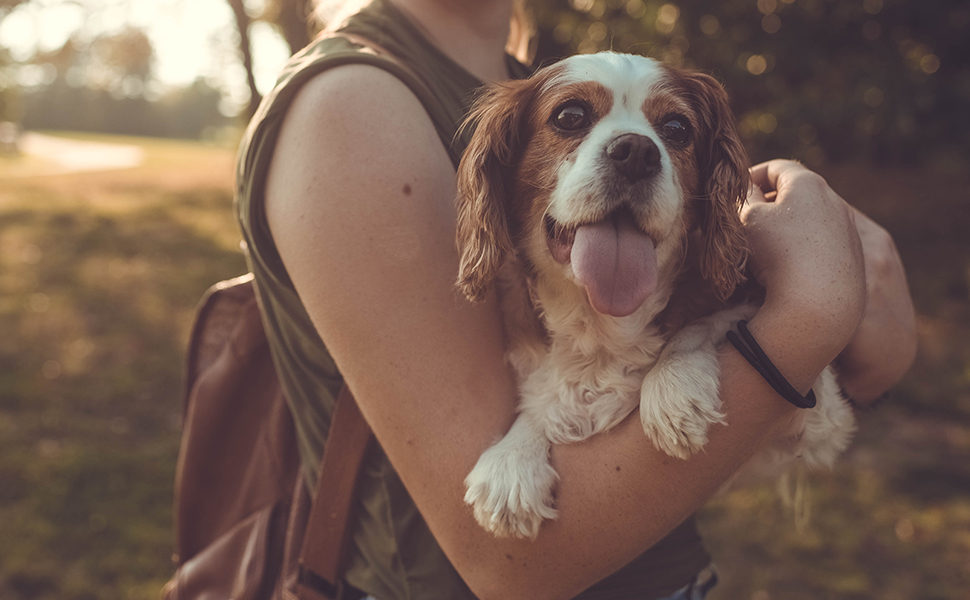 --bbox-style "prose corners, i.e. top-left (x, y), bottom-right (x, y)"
top-left (464, 441), bottom-right (559, 539)
top-left (640, 350), bottom-right (725, 459)
top-left (790, 366), bottom-right (857, 468)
